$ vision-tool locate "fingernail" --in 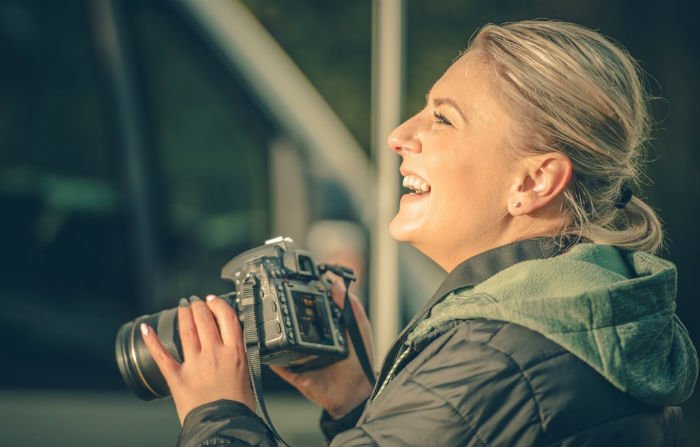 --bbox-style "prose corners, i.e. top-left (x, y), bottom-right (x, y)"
top-left (206, 294), bottom-right (217, 302)
top-left (189, 295), bottom-right (201, 302)
top-left (140, 323), bottom-right (149, 336)
top-left (179, 298), bottom-right (189, 307)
